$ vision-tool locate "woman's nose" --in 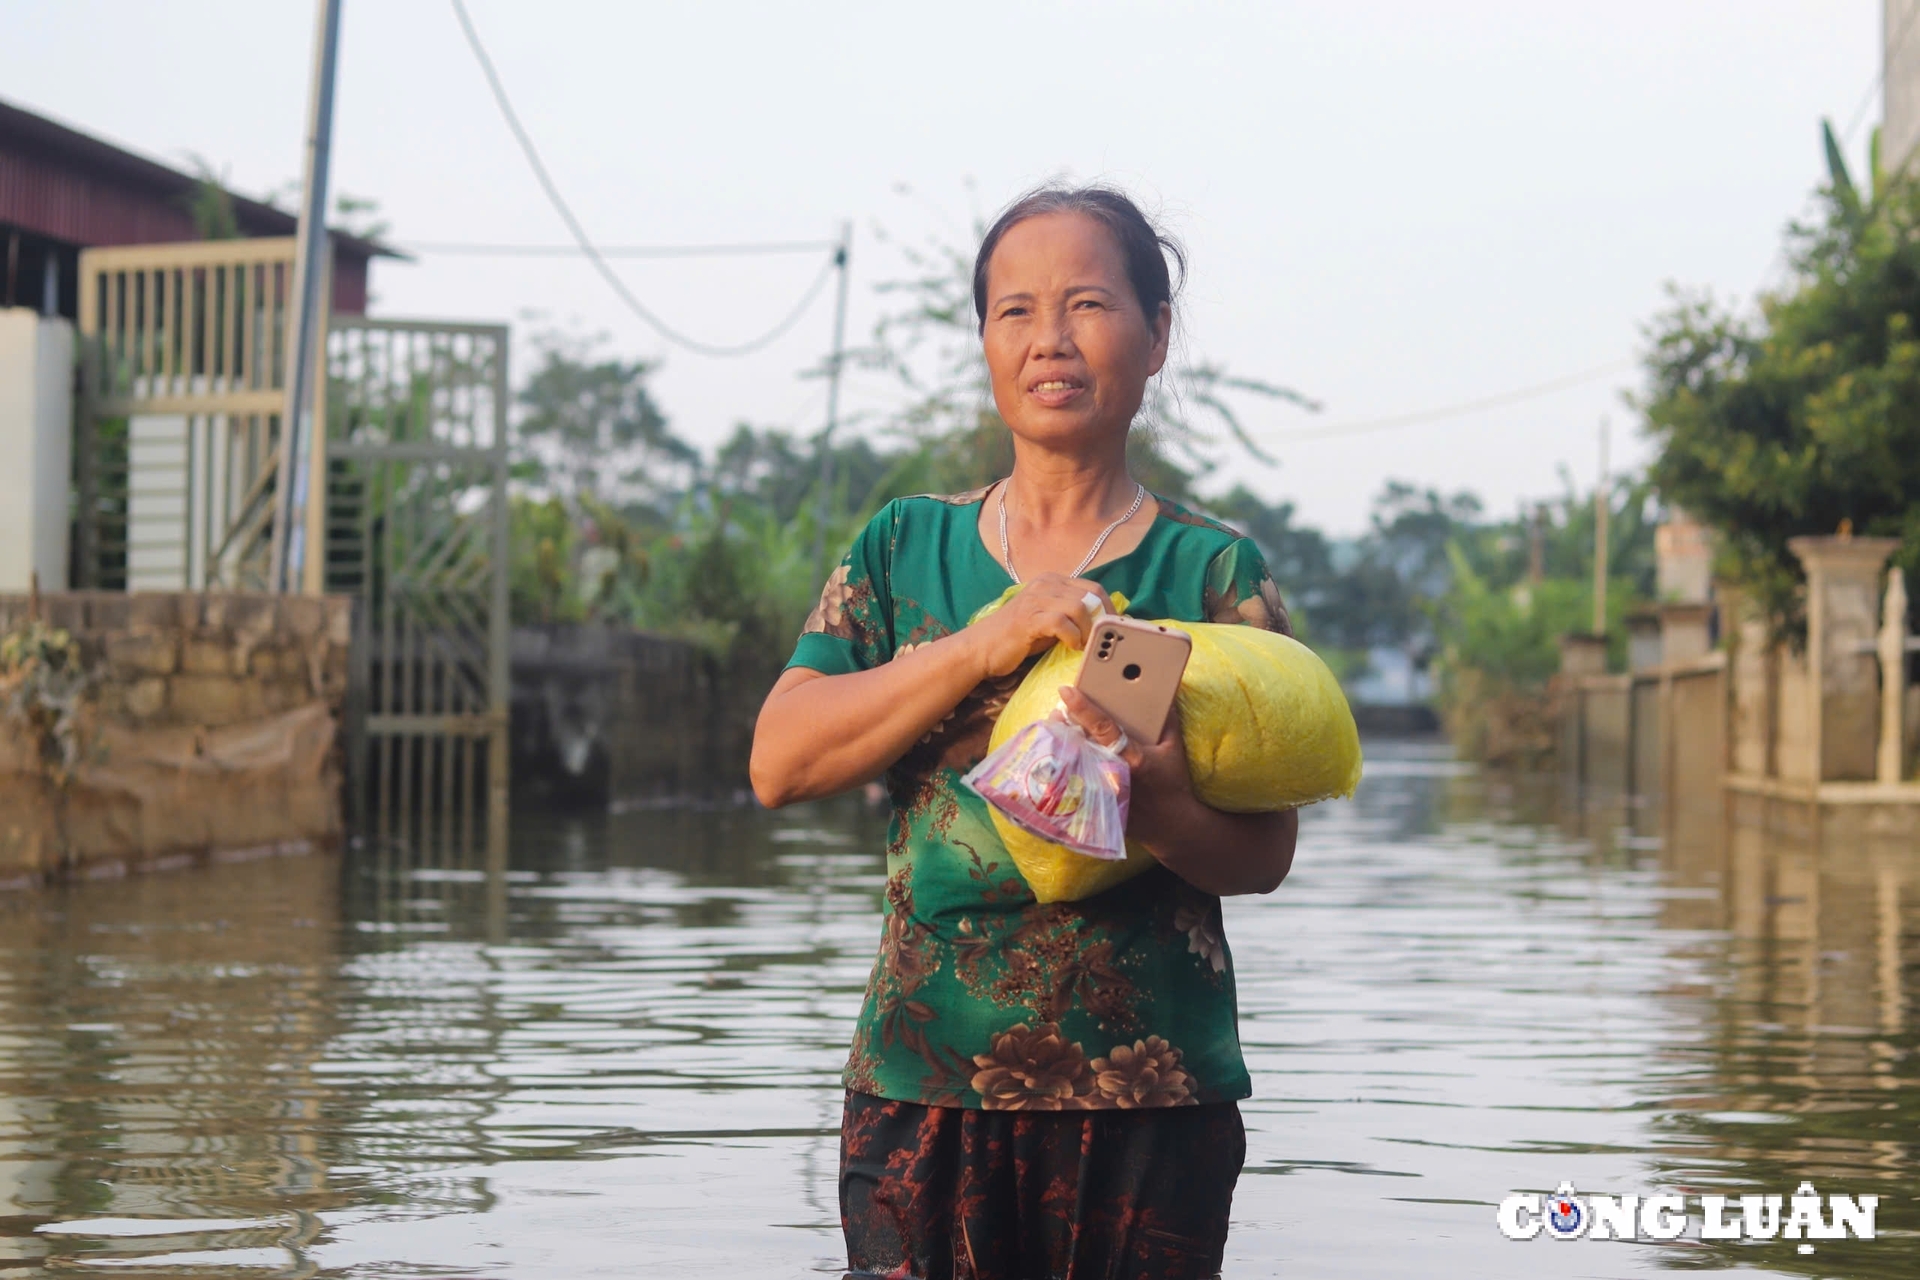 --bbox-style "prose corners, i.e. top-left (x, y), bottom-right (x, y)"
top-left (1031, 305), bottom-right (1077, 357)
